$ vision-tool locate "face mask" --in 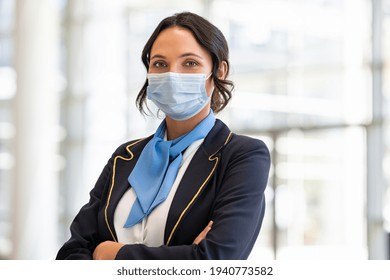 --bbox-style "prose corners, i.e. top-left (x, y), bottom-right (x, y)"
top-left (146, 72), bottom-right (212, 121)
